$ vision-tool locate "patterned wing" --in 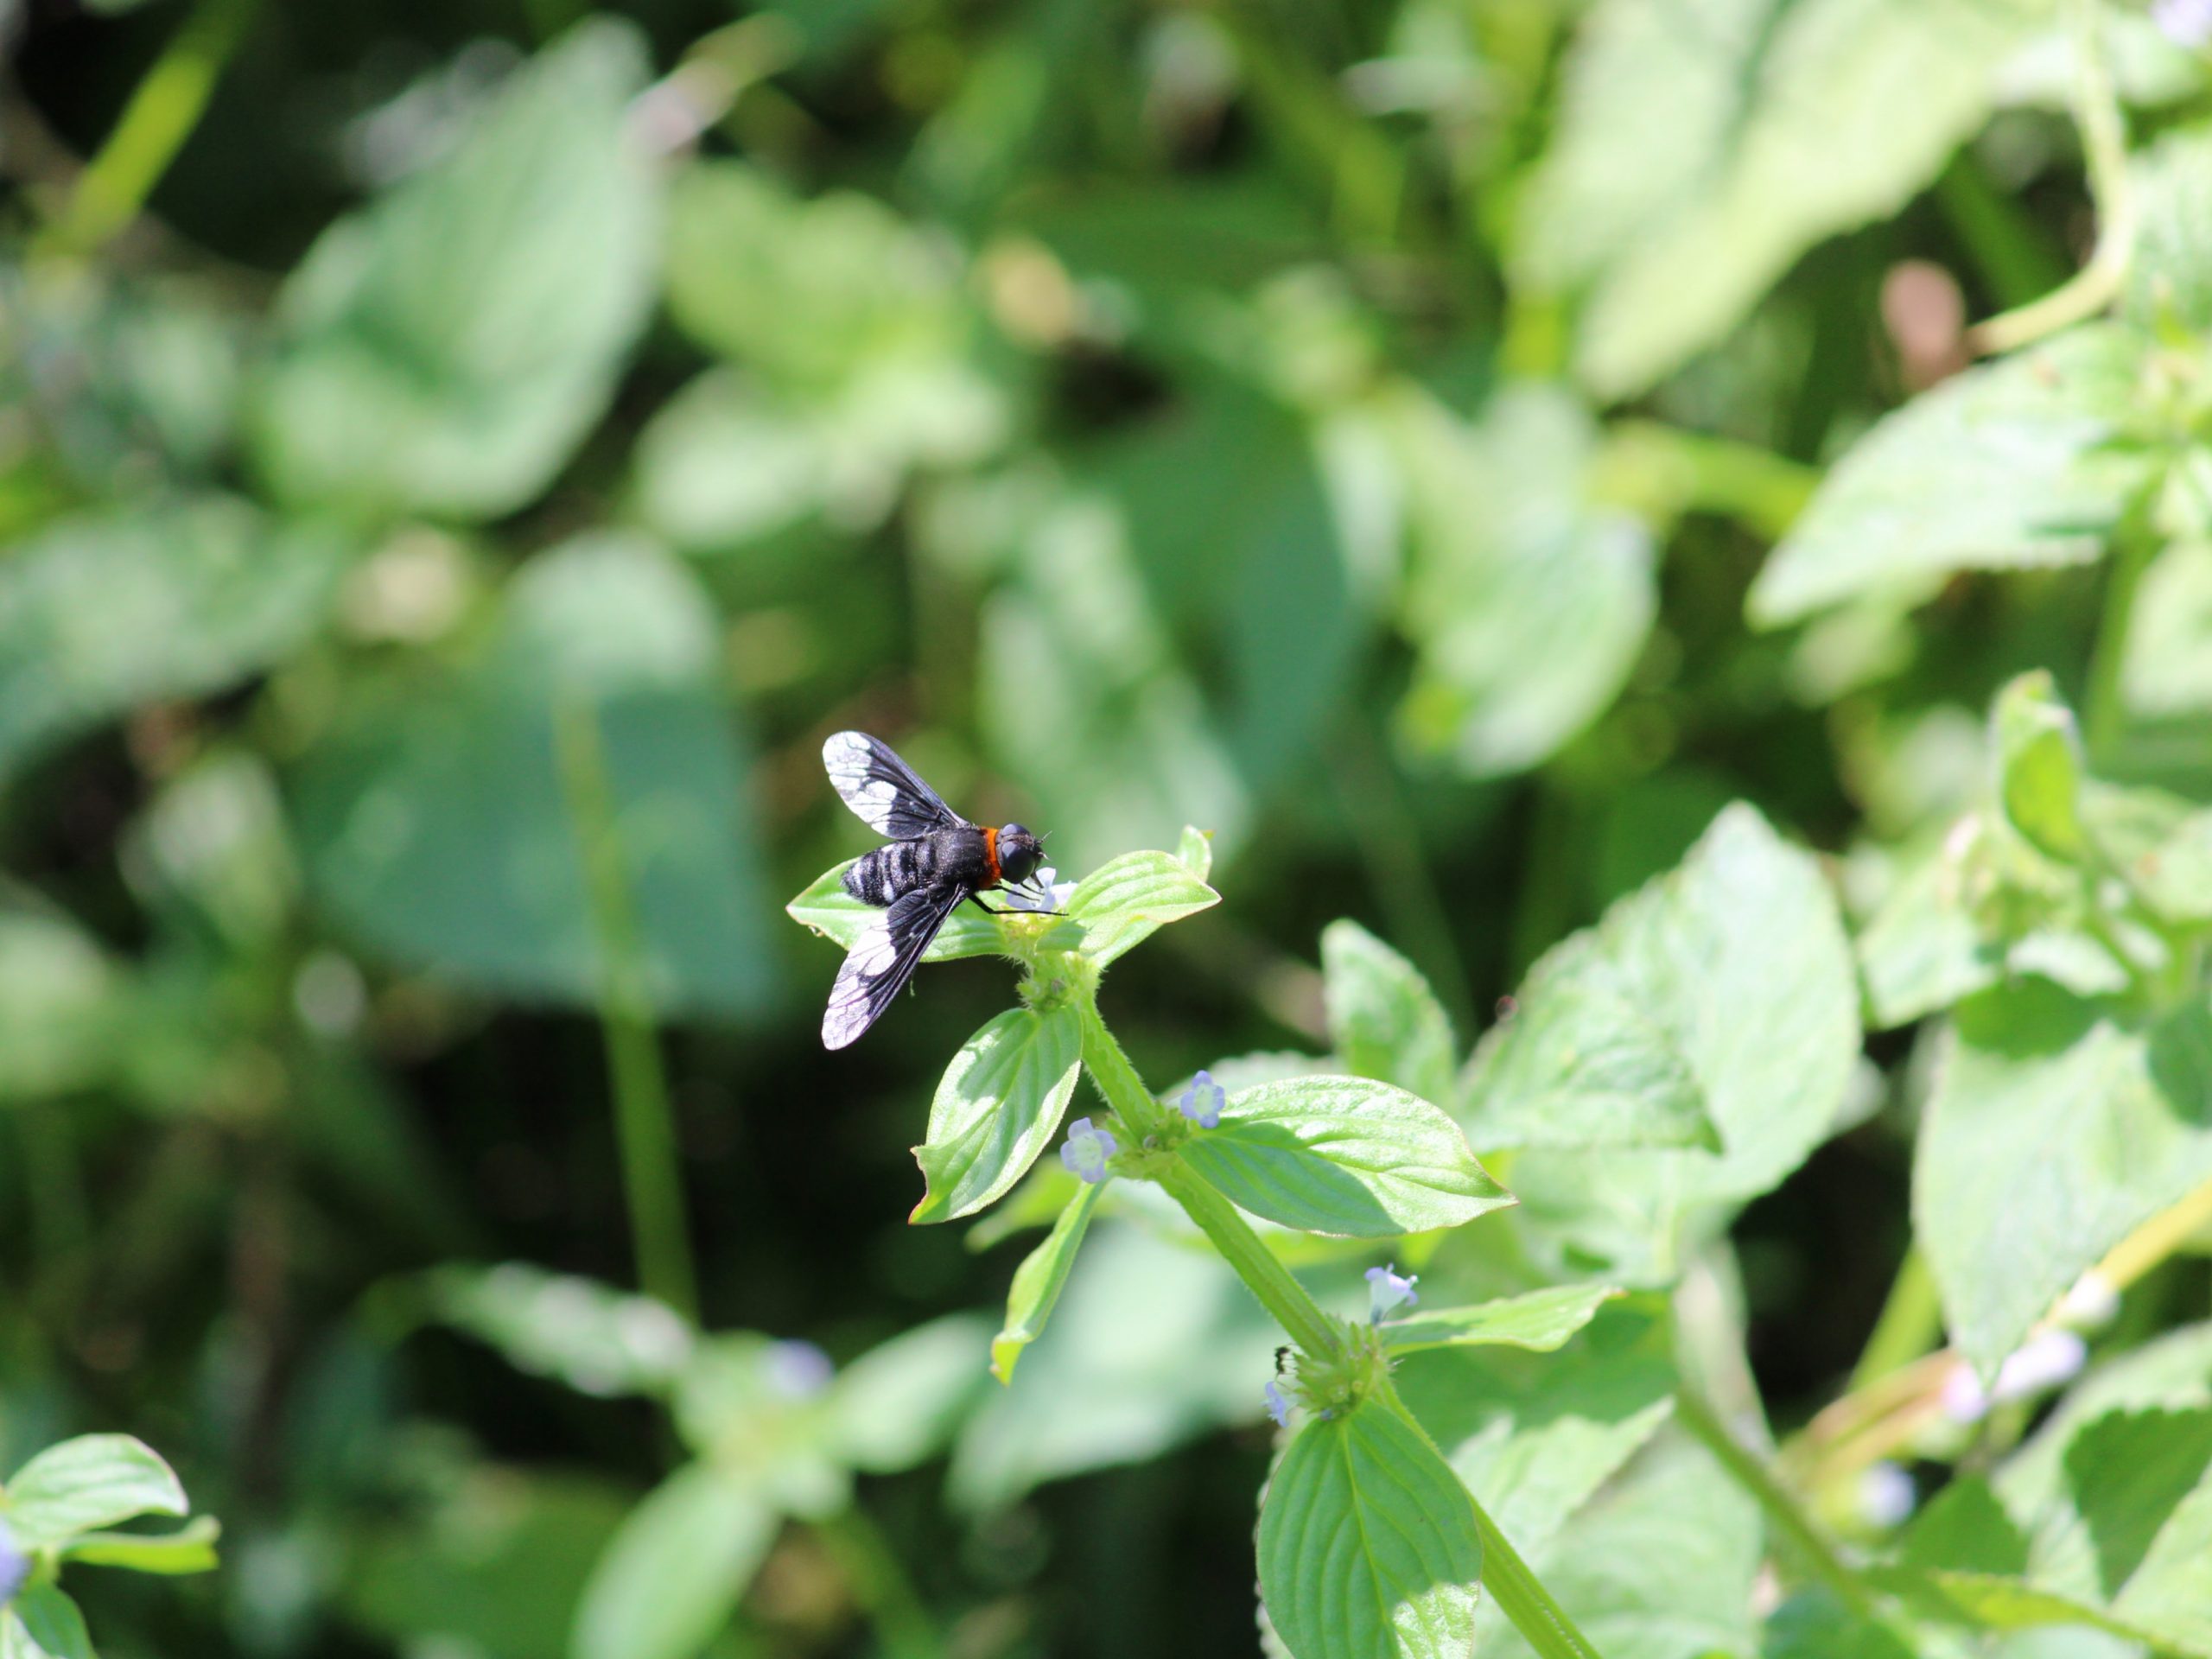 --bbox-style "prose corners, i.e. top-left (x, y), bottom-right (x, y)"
top-left (821, 882), bottom-right (964, 1049)
top-left (823, 731), bottom-right (966, 839)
